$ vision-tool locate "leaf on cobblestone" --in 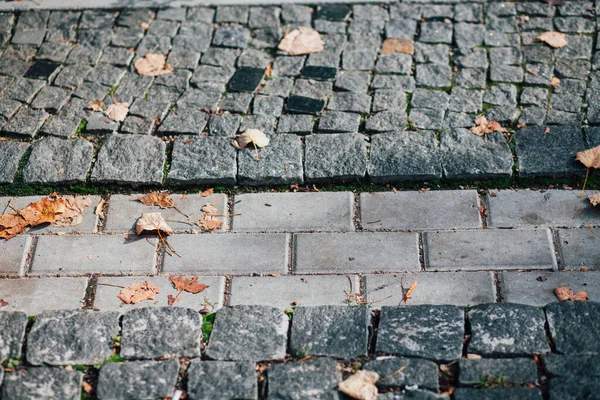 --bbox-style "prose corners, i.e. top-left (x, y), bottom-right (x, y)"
top-left (134, 53), bottom-right (174, 77)
top-left (169, 276), bottom-right (209, 294)
top-left (469, 115), bottom-right (508, 136)
top-left (232, 129), bottom-right (270, 160)
top-left (201, 188), bottom-right (214, 197)
top-left (105, 102), bottom-right (129, 122)
top-left (538, 31), bottom-right (568, 48)
top-left (278, 26), bottom-right (324, 56)
top-left (138, 192), bottom-right (175, 209)
top-left (576, 146), bottom-right (600, 197)
top-left (338, 370), bottom-right (379, 400)
top-left (589, 193), bottom-right (600, 206)
top-left (135, 212), bottom-right (174, 236)
top-left (117, 281), bottom-right (160, 304)
top-left (551, 77), bottom-right (560, 87)
top-left (84, 100), bottom-right (103, 112)
top-left (381, 39), bottom-right (414, 55)
top-left (554, 286), bottom-right (588, 302)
